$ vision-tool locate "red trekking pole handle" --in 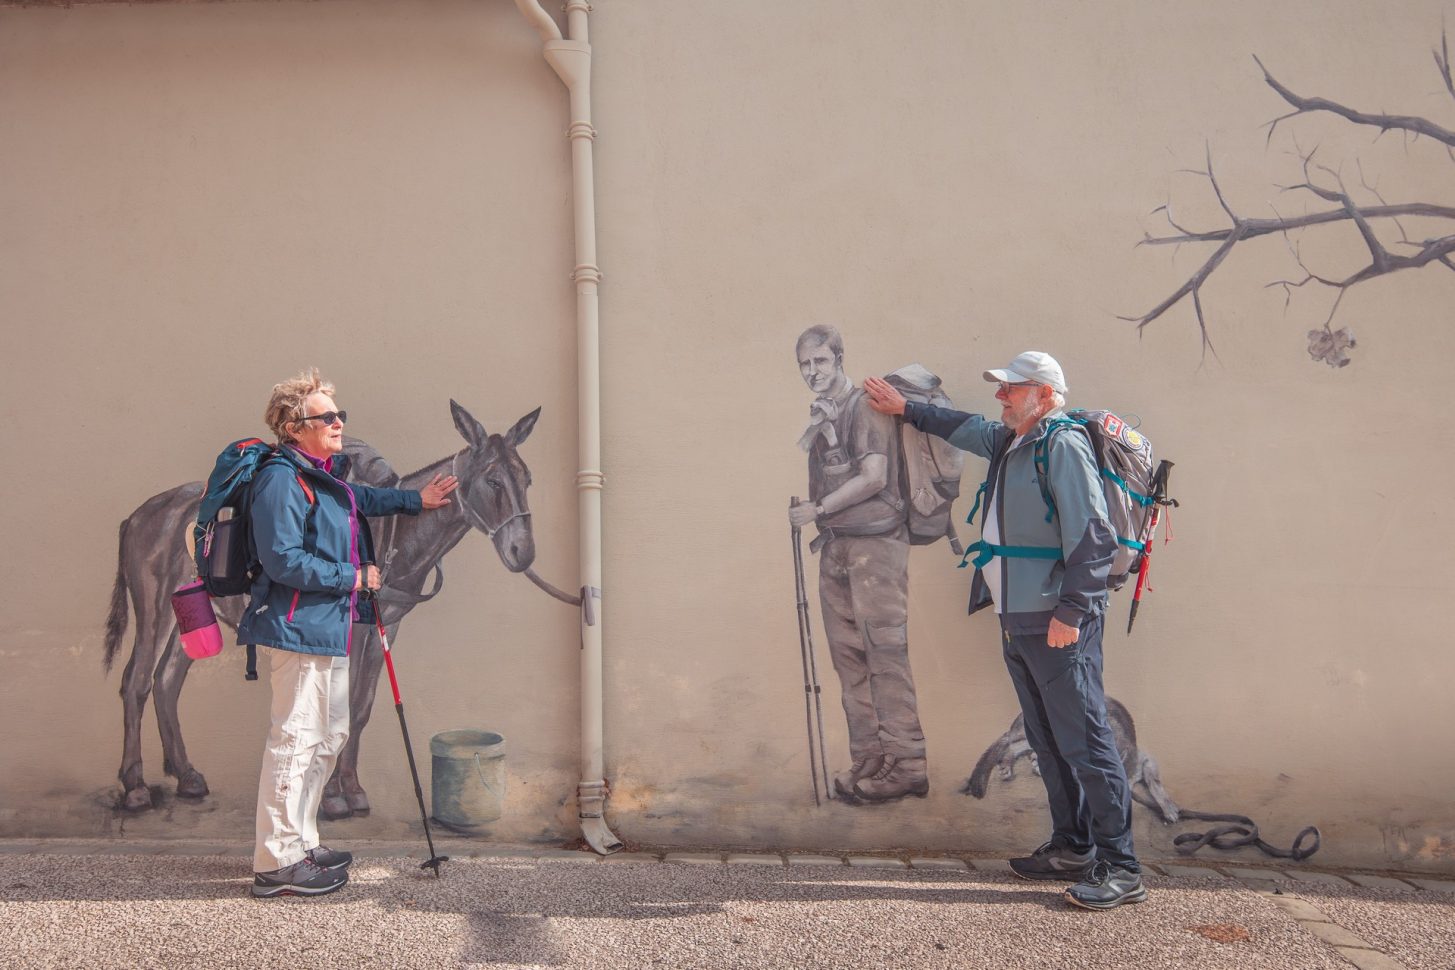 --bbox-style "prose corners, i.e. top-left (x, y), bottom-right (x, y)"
top-left (1127, 460), bottom-right (1175, 635)
top-left (374, 603), bottom-right (403, 707)
top-left (361, 567), bottom-right (403, 705)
